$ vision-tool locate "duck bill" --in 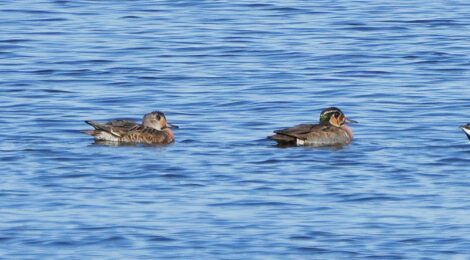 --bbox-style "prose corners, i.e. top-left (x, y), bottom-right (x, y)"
top-left (166, 122), bottom-right (179, 129)
top-left (345, 117), bottom-right (358, 124)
